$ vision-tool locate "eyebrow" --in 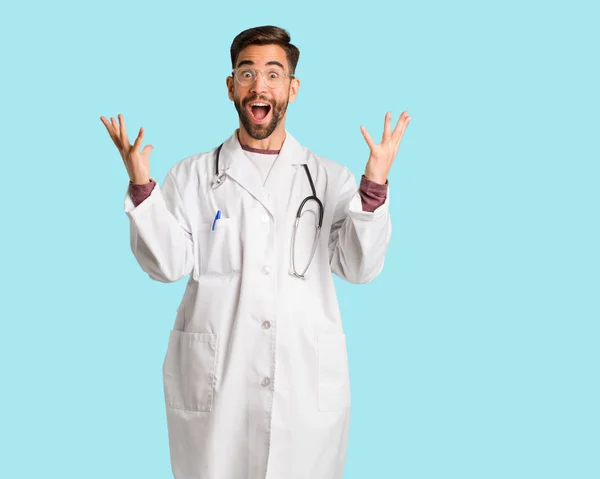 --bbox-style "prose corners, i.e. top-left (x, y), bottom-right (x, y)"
top-left (236, 60), bottom-right (285, 69)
